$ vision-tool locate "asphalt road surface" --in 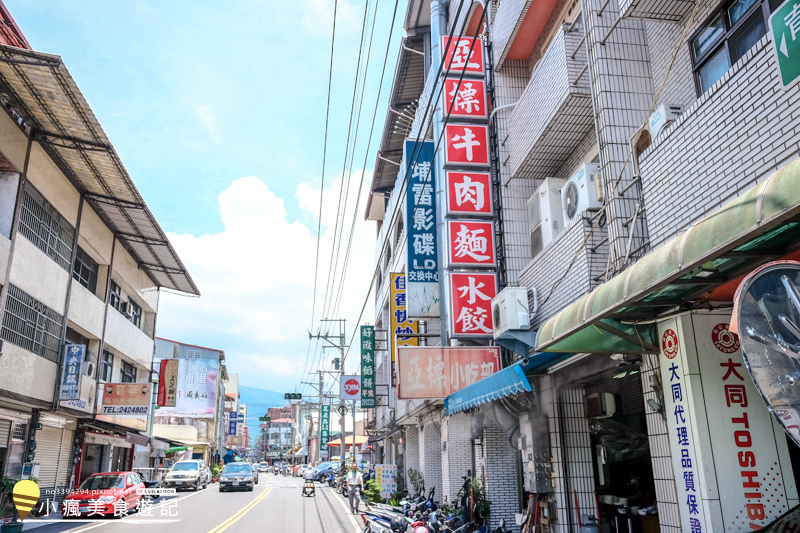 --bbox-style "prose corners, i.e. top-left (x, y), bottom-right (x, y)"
top-left (20, 474), bottom-right (362, 533)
